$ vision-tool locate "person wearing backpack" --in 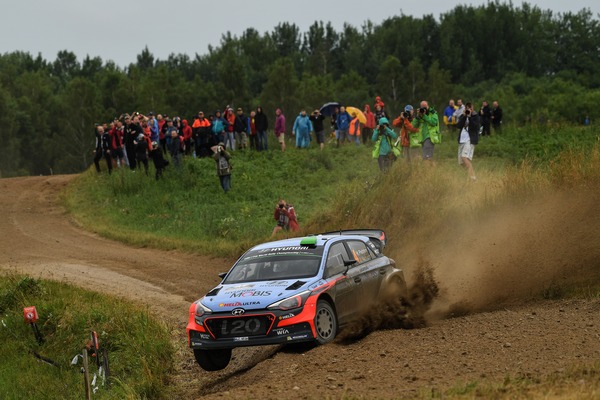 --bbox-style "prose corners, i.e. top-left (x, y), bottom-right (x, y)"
top-left (213, 142), bottom-right (232, 192)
